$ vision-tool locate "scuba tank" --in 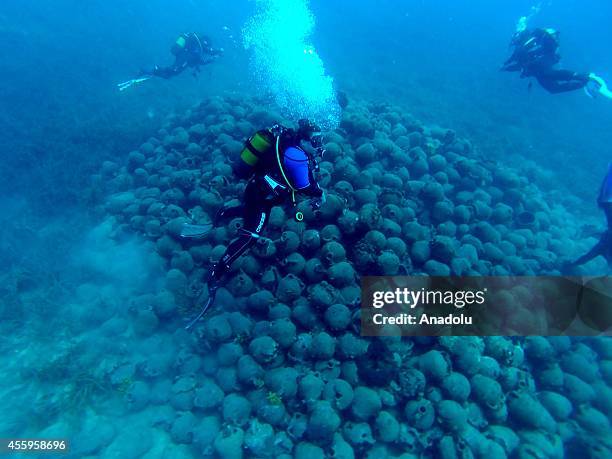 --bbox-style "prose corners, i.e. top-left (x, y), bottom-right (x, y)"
top-left (171, 34), bottom-right (188, 56)
top-left (237, 124), bottom-right (322, 222)
top-left (236, 124), bottom-right (291, 176)
top-left (176, 35), bottom-right (187, 48)
top-left (238, 129), bottom-right (275, 170)
top-left (172, 33), bottom-right (206, 57)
